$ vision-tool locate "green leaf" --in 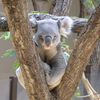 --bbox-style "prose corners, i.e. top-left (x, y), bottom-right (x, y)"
top-left (72, 16), bottom-right (77, 18)
top-left (98, 0), bottom-right (100, 2)
top-left (40, 11), bottom-right (46, 13)
top-left (63, 52), bottom-right (70, 60)
top-left (85, 1), bottom-right (94, 8)
top-left (0, 32), bottom-right (11, 40)
top-left (87, 0), bottom-right (92, 2)
top-left (62, 38), bottom-right (66, 43)
top-left (85, 2), bottom-right (91, 6)
top-left (30, 11), bottom-right (40, 13)
top-left (30, 11), bottom-right (46, 13)
top-left (10, 51), bottom-right (16, 57)
top-left (1, 52), bottom-right (11, 58)
top-left (89, 3), bottom-right (94, 8)
top-left (74, 87), bottom-right (81, 98)
top-left (92, 0), bottom-right (97, 6)
top-left (1, 49), bottom-right (15, 58)
top-left (75, 89), bottom-right (80, 94)
top-left (13, 61), bottom-right (19, 69)
top-left (62, 44), bottom-right (69, 48)
top-left (85, 15), bottom-right (90, 19)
